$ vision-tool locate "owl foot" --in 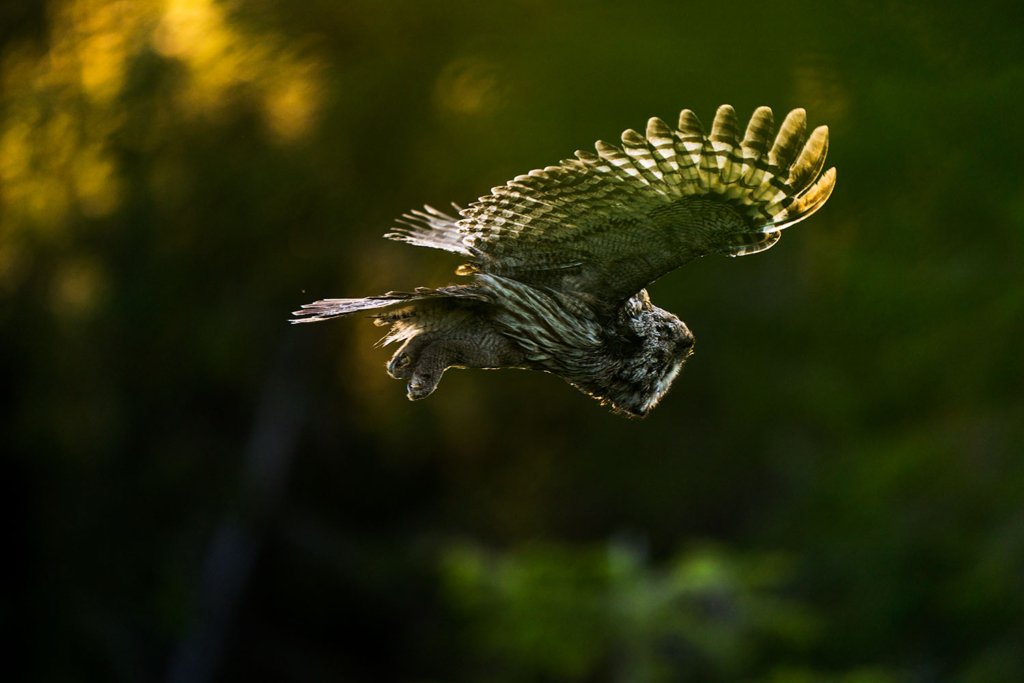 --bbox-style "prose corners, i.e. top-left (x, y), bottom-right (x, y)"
top-left (406, 372), bottom-right (441, 400)
top-left (387, 350), bottom-right (414, 379)
top-left (387, 338), bottom-right (448, 400)
top-left (387, 328), bottom-right (526, 401)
